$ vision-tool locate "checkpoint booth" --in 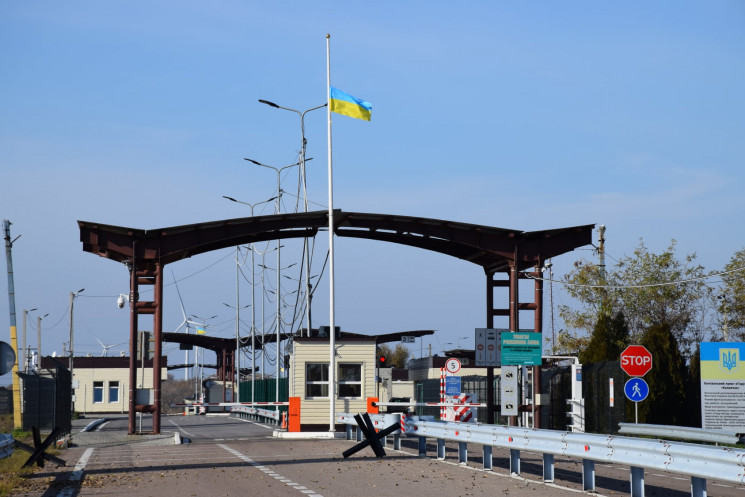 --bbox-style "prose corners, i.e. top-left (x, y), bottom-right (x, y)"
top-left (290, 335), bottom-right (377, 431)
